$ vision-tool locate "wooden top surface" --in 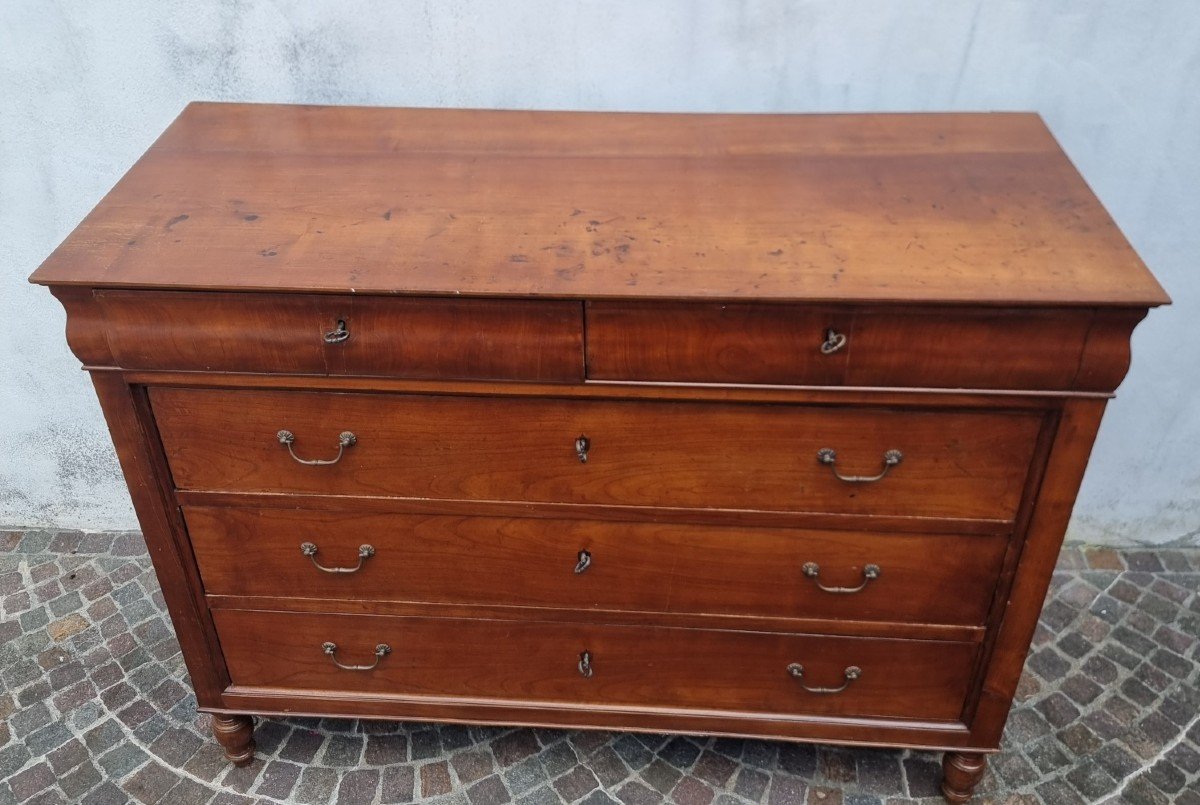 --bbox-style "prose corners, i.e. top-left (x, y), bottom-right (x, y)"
top-left (31, 102), bottom-right (1167, 307)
